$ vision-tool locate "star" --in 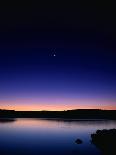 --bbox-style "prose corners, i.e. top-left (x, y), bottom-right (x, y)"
top-left (49, 48), bottom-right (57, 57)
